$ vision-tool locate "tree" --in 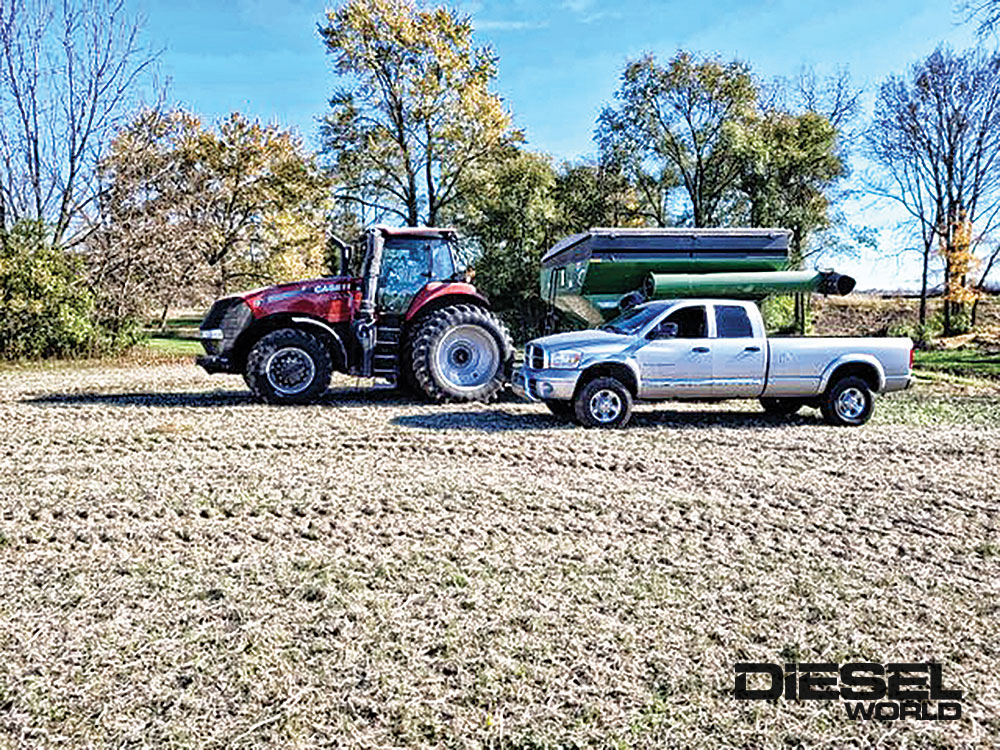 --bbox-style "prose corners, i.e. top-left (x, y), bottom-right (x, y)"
top-left (961, 0), bottom-right (1000, 37)
top-left (553, 161), bottom-right (645, 233)
top-left (449, 147), bottom-right (557, 340)
top-left (0, 0), bottom-right (158, 247)
top-left (597, 52), bottom-right (757, 227)
top-left (729, 109), bottom-right (846, 330)
top-left (867, 46), bottom-right (1000, 333)
top-left (0, 220), bottom-right (104, 358)
top-left (91, 109), bottom-right (332, 329)
top-left (319, 0), bottom-right (520, 227)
